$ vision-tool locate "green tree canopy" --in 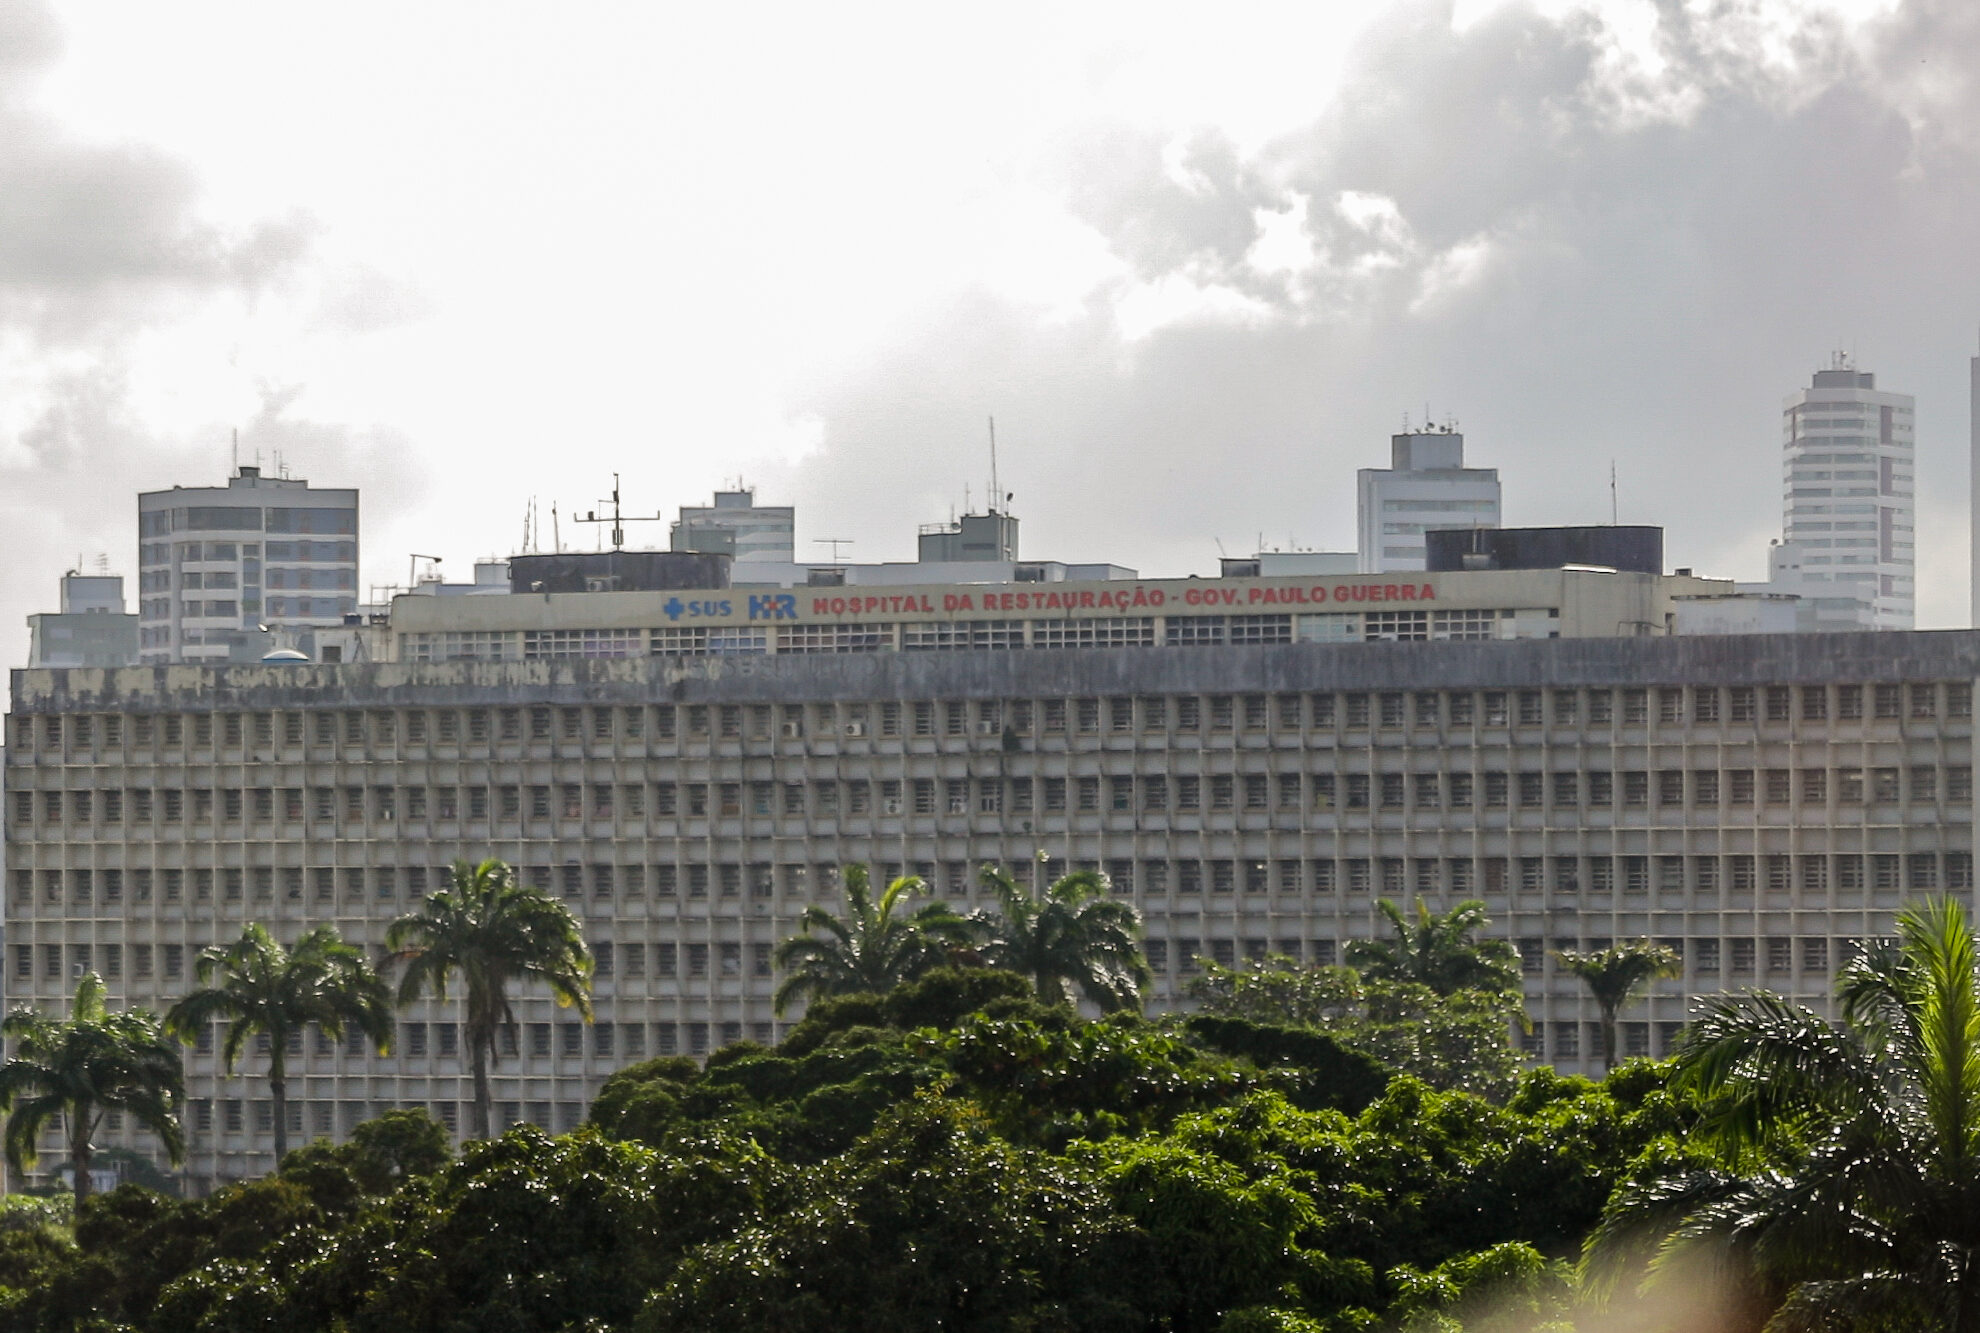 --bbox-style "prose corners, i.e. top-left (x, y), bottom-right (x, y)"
top-left (1346, 898), bottom-right (1523, 998)
top-left (972, 865), bottom-right (1150, 1012)
top-left (1592, 898), bottom-right (1980, 1329)
top-left (771, 864), bottom-right (975, 1014)
top-left (0, 974), bottom-right (183, 1203)
top-left (165, 923), bottom-right (394, 1165)
top-left (1188, 956), bottom-right (1526, 1101)
top-left (386, 857), bottom-right (592, 1140)
top-left (1555, 941), bottom-right (1682, 1071)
